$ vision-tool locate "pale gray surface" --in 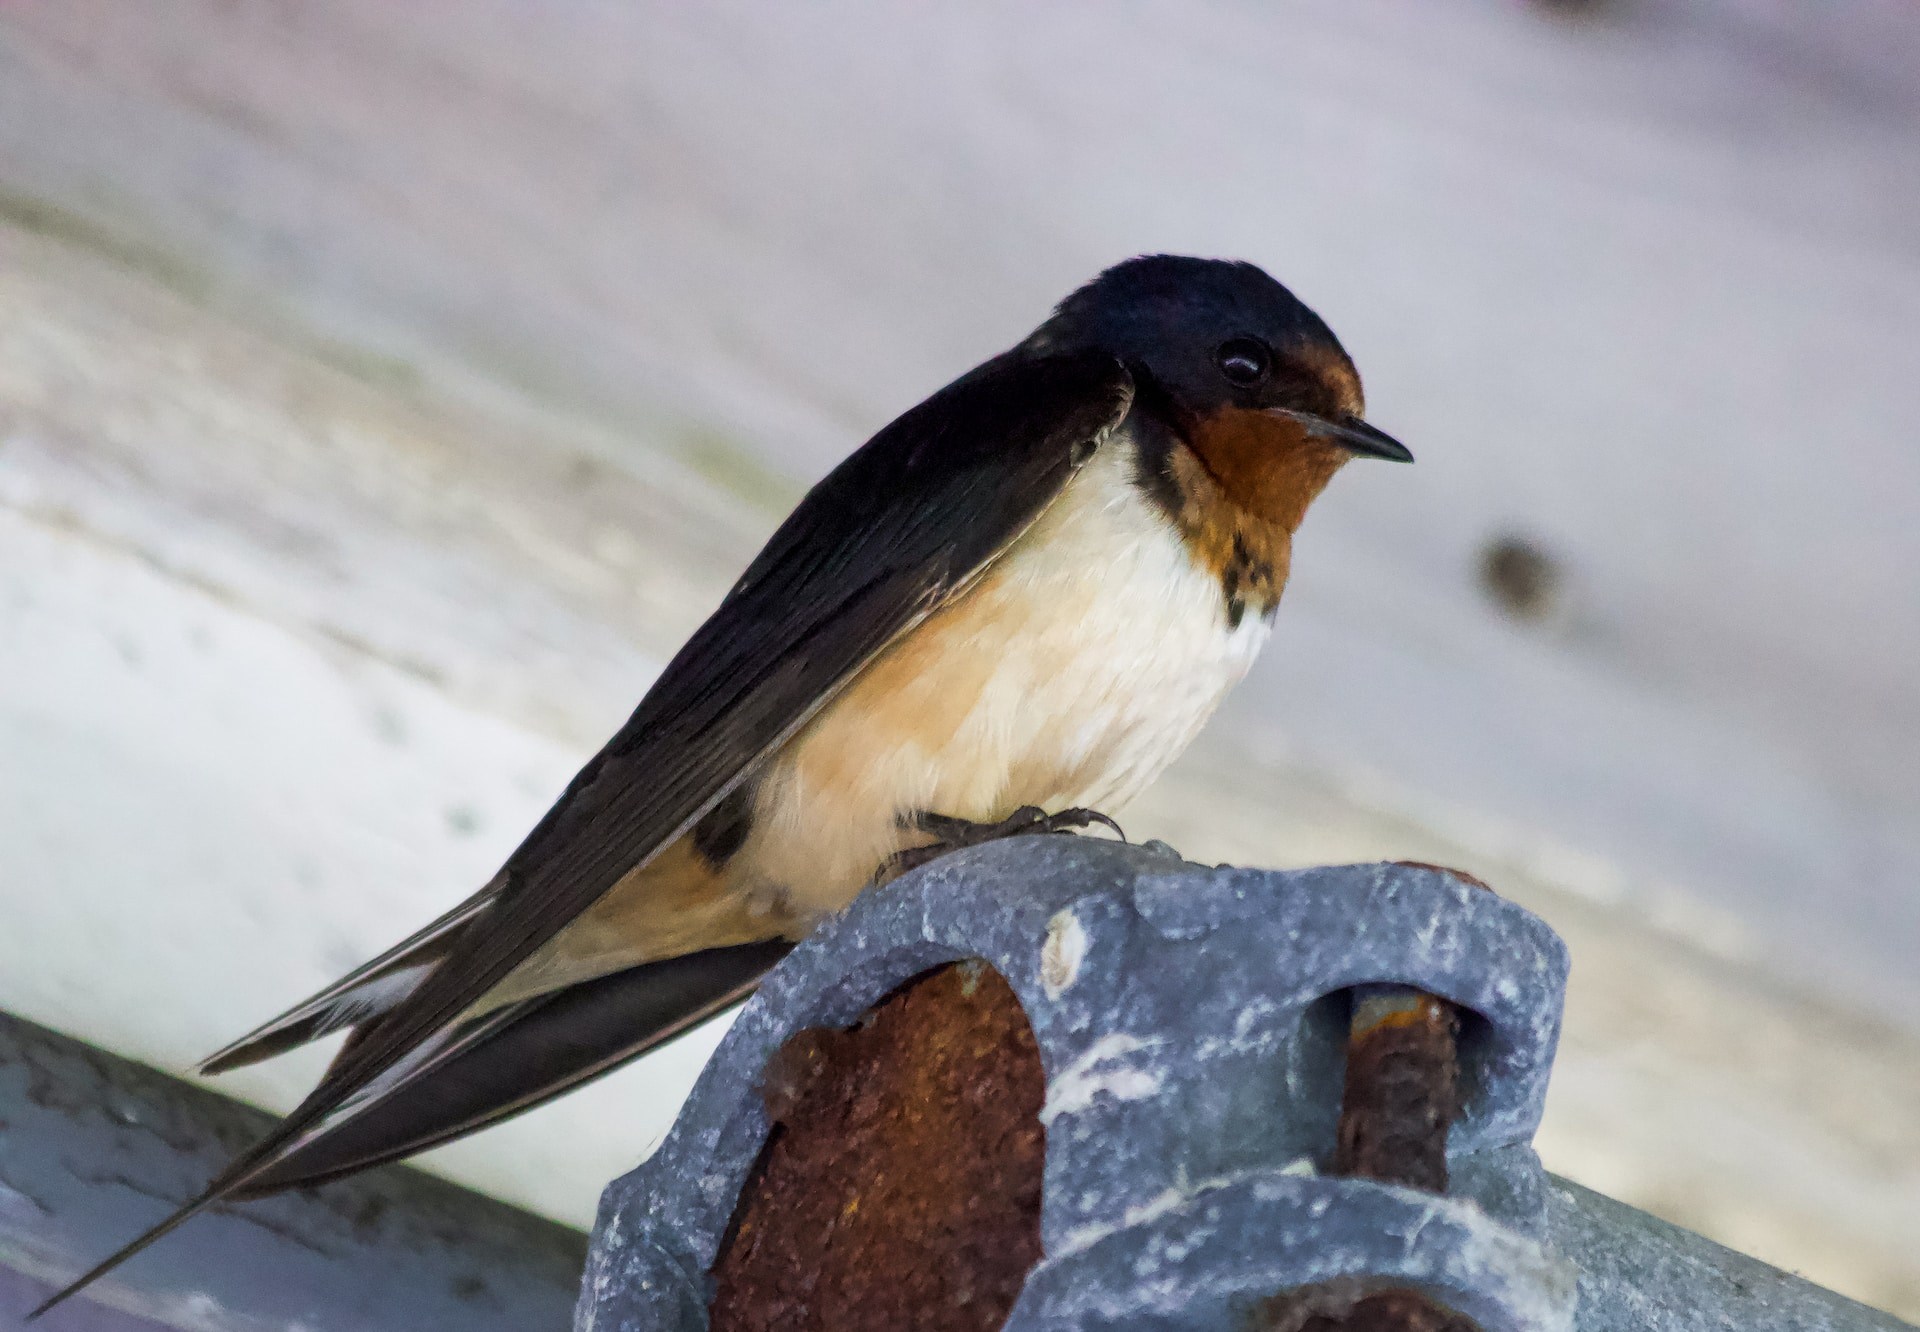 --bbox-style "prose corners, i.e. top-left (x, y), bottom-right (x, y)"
top-left (0, 1010), bottom-right (585, 1332)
